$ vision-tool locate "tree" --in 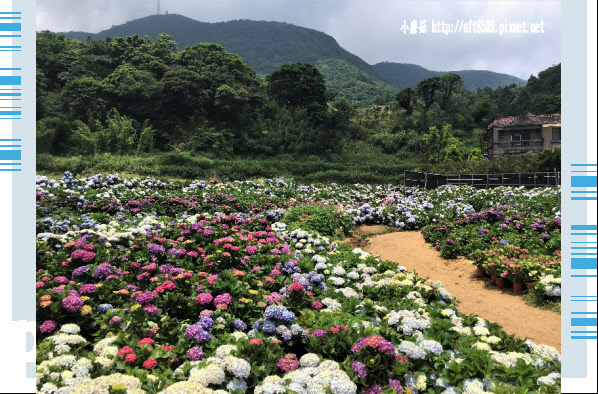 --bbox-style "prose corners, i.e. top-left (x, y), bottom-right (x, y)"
top-left (161, 66), bottom-right (205, 118)
top-left (395, 88), bottom-right (414, 114)
top-left (266, 63), bottom-right (327, 110)
top-left (179, 42), bottom-right (260, 116)
top-left (416, 77), bottom-right (440, 109)
top-left (537, 147), bottom-right (561, 171)
top-left (102, 63), bottom-right (162, 120)
top-left (470, 98), bottom-right (493, 124)
top-left (61, 77), bottom-right (106, 122)
top-left (422, 124), bottom-right (464, 164)
top-left (438, 73), bottom-right (463, 110)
